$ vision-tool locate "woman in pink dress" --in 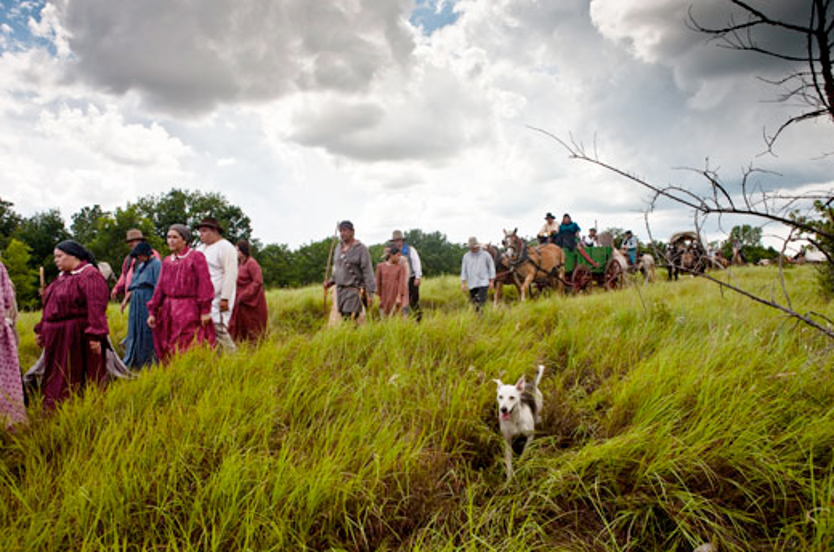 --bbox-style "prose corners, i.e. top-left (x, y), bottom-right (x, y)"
top-left (0, 260), bottom-right (27, 427)
top-left (229, 240), bottom-right (268, 342)
top-left (34, 240), bottom-right (110, 410)
top-left (147, 224), bottom-right (216, 363)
